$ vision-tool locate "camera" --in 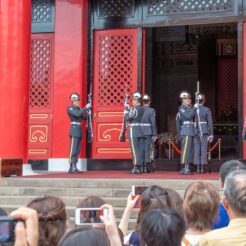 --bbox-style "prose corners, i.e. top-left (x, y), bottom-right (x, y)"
top-left (0, 216), bottom-right (18, 243)
top-left (75, 208), bottom-right (108, 225)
